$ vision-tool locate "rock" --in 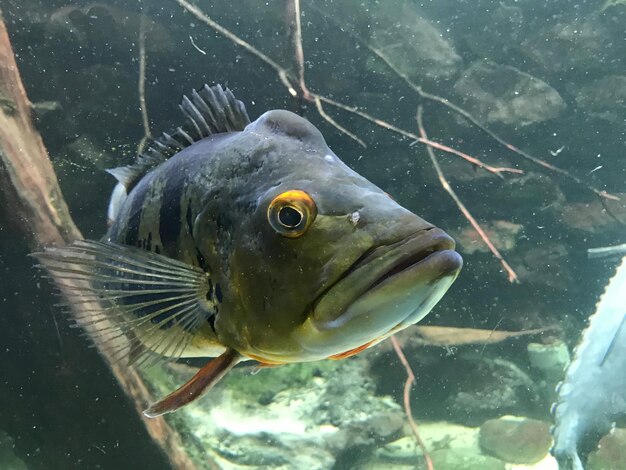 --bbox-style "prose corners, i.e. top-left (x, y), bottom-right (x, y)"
top-left (527, 340), bottom-right (570, 403)
top-left (513, 242), bottom-right (572, 291)
top-left (587, 428), bottom-right (626, 470)
top-left (0, 431), bottom-right (28, 470)
top-left (527, 340), bottom-right (570, 378)
top-left (365, 0), bottom-right (462, 83)
top-left (458, 2), bottom-right (524, 62)
top-left (453, 220), bottom-right (522, 255)
top-left (575, 76), bottom-right (626, 124)
top-left (453, 60), bottom-right (566, 127)
top-left (430, 448), bottom-right (506, 470)
top-left (560, 196), bottom-right (626, 233)
top-left (445, 357), bottom-right (540, 426)
top-left (521, 13), bottom-right (623, 76)
top-left (479, 416), bottom-right (552, 464)
top-left (373, 421), bottom-right (559, 469)
top-left (147, 357), bottom-right (404, 469)
top-left (48, 4), bottom-right (173, 56)
top-left (491, 173), bottom-right (565, 220)
top-left (376, 422), bottom-right (481, 463)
